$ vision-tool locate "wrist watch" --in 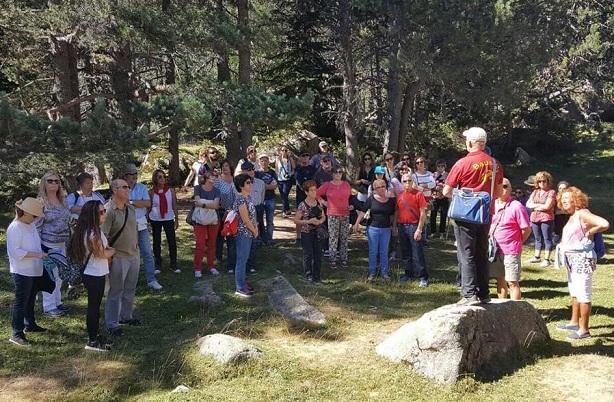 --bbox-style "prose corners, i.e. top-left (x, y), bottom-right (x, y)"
top-left (129, 200), bottom-right (134, 205)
